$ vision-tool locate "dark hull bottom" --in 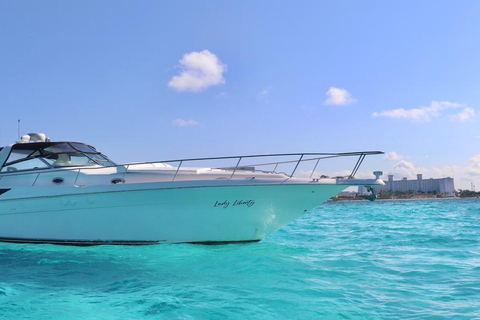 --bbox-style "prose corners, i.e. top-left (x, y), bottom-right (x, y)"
top-left (0, 237), bottom-right (261, 246)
